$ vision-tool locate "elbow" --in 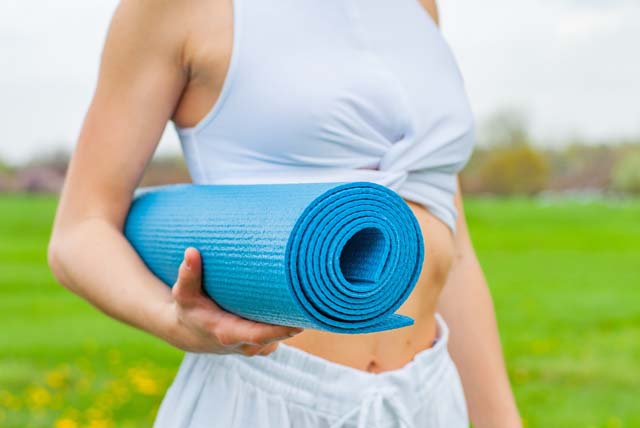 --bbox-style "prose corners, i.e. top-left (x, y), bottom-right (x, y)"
top-left (47, 234), bottom-right (71, 288)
